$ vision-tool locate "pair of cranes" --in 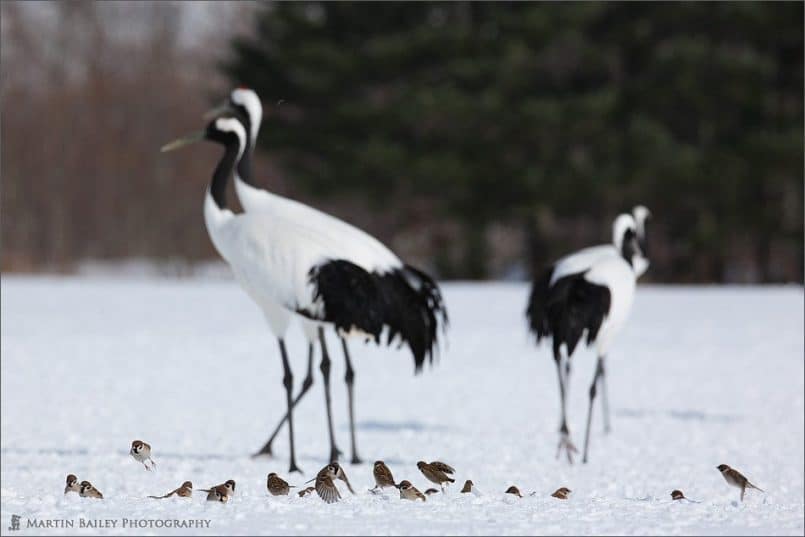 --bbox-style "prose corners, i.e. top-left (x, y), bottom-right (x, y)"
top-left (161, 88), bottom-right (649, 471)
